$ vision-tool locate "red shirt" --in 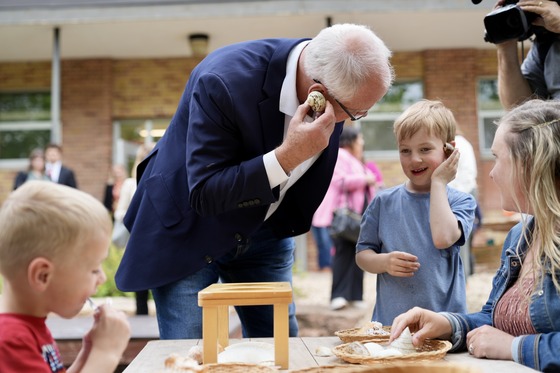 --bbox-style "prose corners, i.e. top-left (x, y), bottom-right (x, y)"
top-left (0, 313), bottom-right (66, 372)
